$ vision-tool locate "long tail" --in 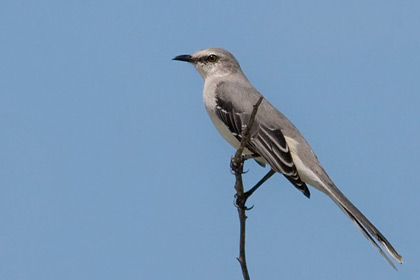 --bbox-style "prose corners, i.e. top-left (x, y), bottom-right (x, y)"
top-left (325, 182), bottom-right (403, 269)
